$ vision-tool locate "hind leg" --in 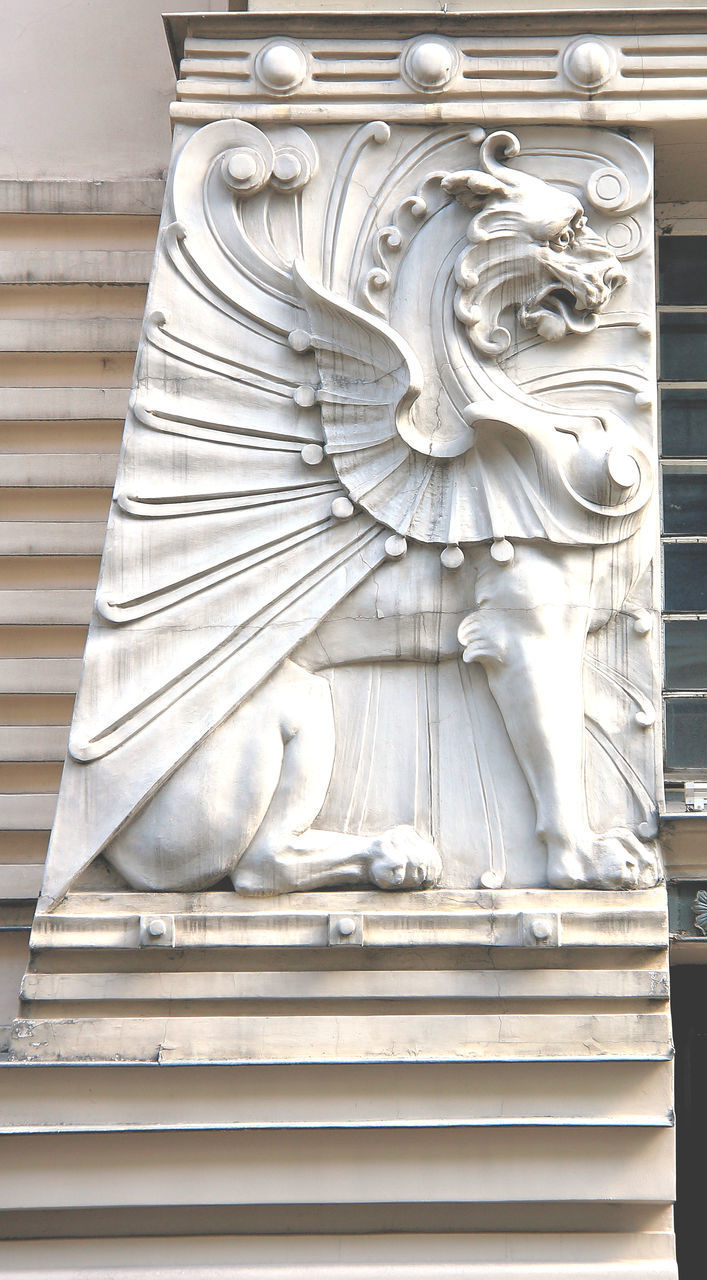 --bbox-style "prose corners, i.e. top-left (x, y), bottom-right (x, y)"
top-left (103, 660), bottom-right (313, 890)
top-left (105, 657), bottom-right (440, 895)
top-left (233, 665), bottom-right (441, 895)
